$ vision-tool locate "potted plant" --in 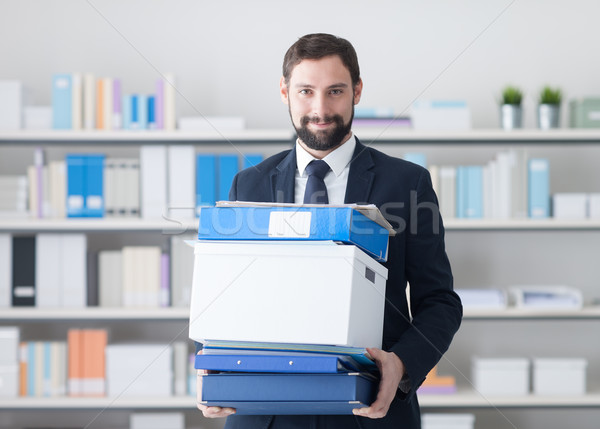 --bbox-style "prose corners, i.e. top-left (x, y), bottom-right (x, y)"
top-left (500, 86), bottom-right (523, 130)
top-left (538, 86), bottom-right (562, 129)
